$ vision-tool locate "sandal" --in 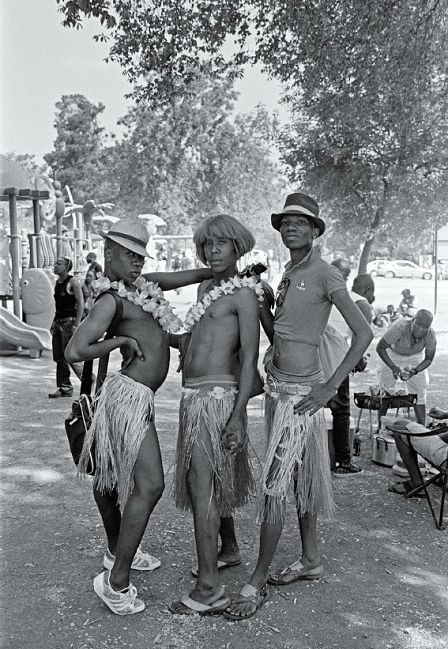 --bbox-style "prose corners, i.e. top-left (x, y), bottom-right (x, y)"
top-left (388, 480), bottom-right (426, 498)
top-left (223, 584), bottom-right (268, 621)
top-left (267, 560), bottom-right (323, 586)
top-left (169, 585), bottom-right (230, 616)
